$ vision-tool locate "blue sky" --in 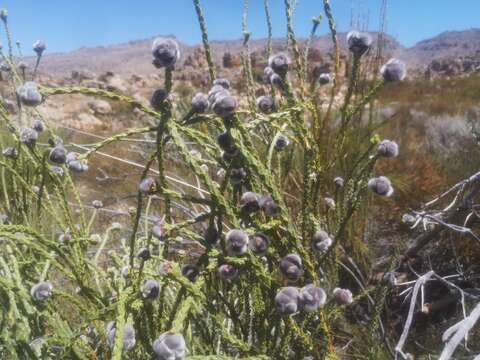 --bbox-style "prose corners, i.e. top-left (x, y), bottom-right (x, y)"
top-left (1, 0), bottom-right (479, 55)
